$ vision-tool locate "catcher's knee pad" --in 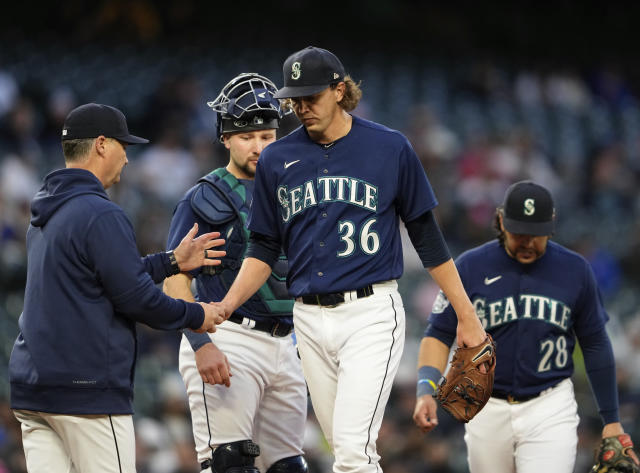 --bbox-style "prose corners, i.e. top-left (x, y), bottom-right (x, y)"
top-left (204, 440), bottom-right (261, 473)
top-left (265, 455), bottom-right (308, 473)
